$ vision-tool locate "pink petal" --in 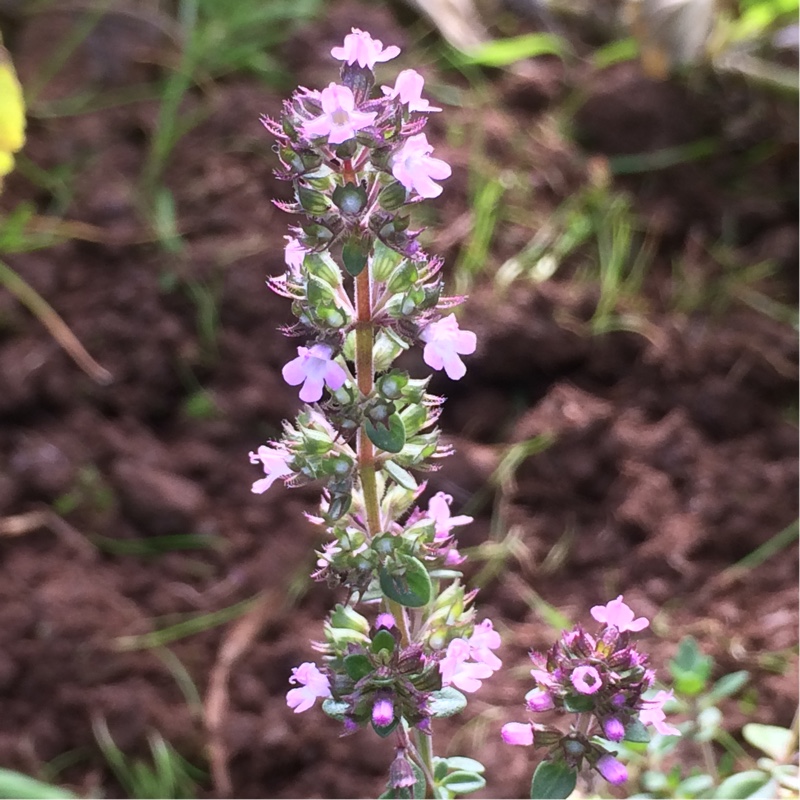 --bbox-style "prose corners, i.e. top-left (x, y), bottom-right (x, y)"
top-left (422, 342), bottom-right (445, 371)
top-left (282, 356), bottom-right (308, 386)
top-left (454, 330), bottom-right (477, 354)
top-left (324, 361), bottom-right (347, 391)
top-left (299, 375), bottom-right (325, 403)
top-left (442, 352), bottom-right (466, 380)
